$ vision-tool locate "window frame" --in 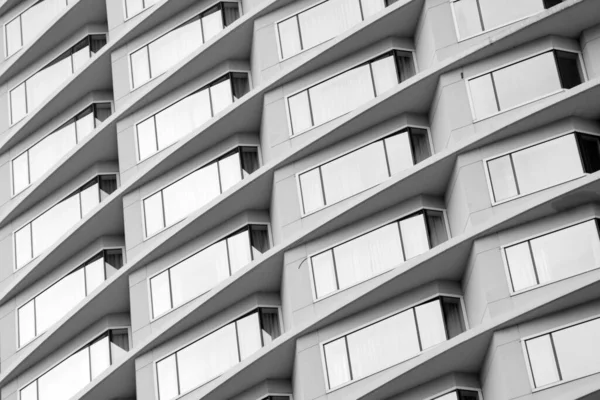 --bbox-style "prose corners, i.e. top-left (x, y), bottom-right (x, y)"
top-left (18, 326), bottom-right (132, 398)
top-left (294, 123), bottom-right (432, 216)
top-left (3, 0), bottom-right (70, 59)
top-left (140, 144), bottom-right (261, 240)
top-left (319, 294), bottom-right (468, 392)
top-left (147, 222), bottom-right (273, 320)
top-left (7, 32), bottom-right (107, 127)
top-left (426, 386), bottom-right (483, 400)
top-left (133, 69), bottom-right (252, 163)
top-left (12, 172), bottom-right (120, 271)
top-left (465, 46), bottom-right (587, 123)
top-left (15, 247), bottom-right (125, 349)
top-left (307, 207), bottom-right (450, 301)
top-left (123, 0), bottom-right (159, 21)
top-left (482, 129), bottom-right (600, 206)
top-left (152, 306), bottom-right (283, 399)
top-left (500, 216), bottom-right (600, 296)
top-left (521, 314), bottom-right (600, 392)
top-left (284, 47), bottom-right (417, 137)
top-left (10, 100), bottom-right (115, 197)
top-left (126, 0), bottom-right (243, 91)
